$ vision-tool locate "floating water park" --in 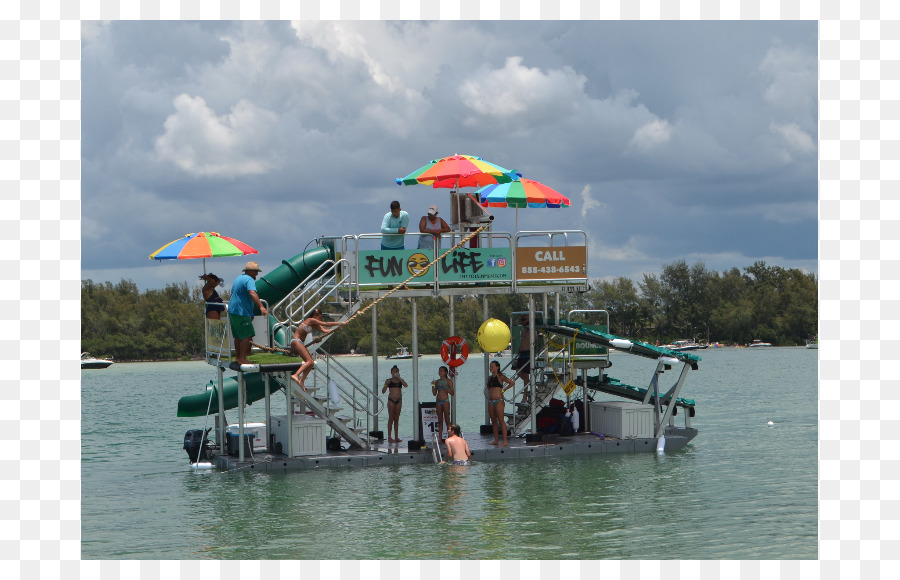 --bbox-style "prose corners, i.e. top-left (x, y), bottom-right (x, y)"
top-left (172, 155), bottom-right (700, 471)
